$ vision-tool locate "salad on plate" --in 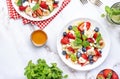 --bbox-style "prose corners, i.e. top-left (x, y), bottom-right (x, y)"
top-left (59, 19), bottom-right (105, 67)
top-left (13, 0), bottom-right (61, 20)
